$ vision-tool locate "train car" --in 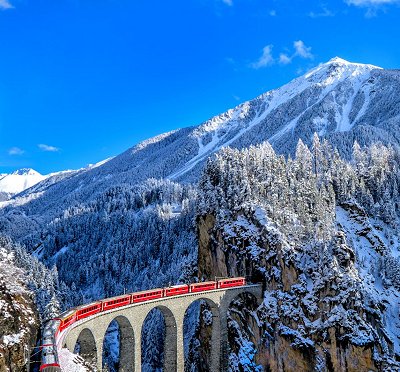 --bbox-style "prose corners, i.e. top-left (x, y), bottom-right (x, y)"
top-left (164, 284), bottom-right (189, 297)
top-left (102, 294), bottom-right (131, 311)
top-left (189, 281), bottom-right (217, 293)
top-left (54, 309), bottom-right (76, 334)
top-left (75, 302), bottom-right (102, 321)
top-left (217, 277), bottom-right (246, 289)
top-left (131, 288), bottom-right (163, 303)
